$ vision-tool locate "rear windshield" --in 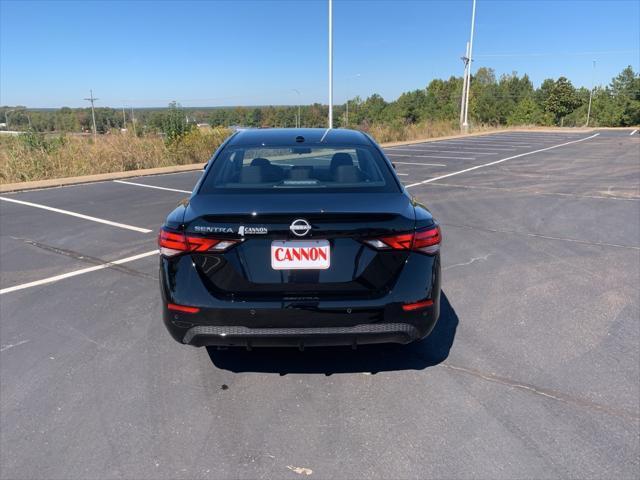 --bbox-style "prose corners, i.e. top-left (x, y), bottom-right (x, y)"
top-left (198, 144), bottom-right (399, 194)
